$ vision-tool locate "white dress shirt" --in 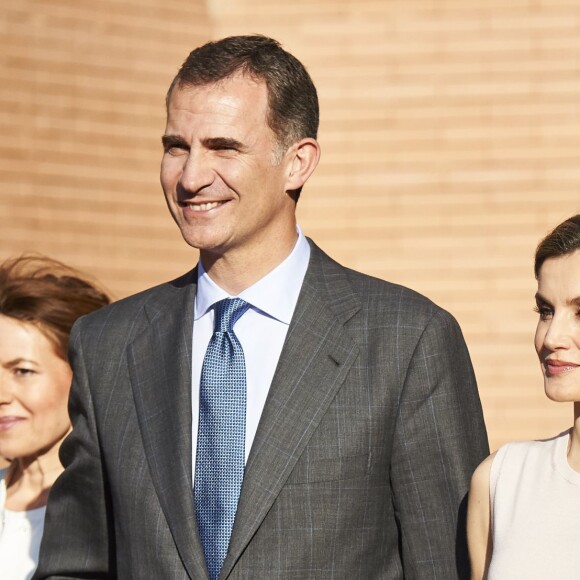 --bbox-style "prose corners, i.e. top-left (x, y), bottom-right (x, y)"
top-left (191, 227), bottom-right (310, 478)
top-left (0, 469), bottom-right (46, 580)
